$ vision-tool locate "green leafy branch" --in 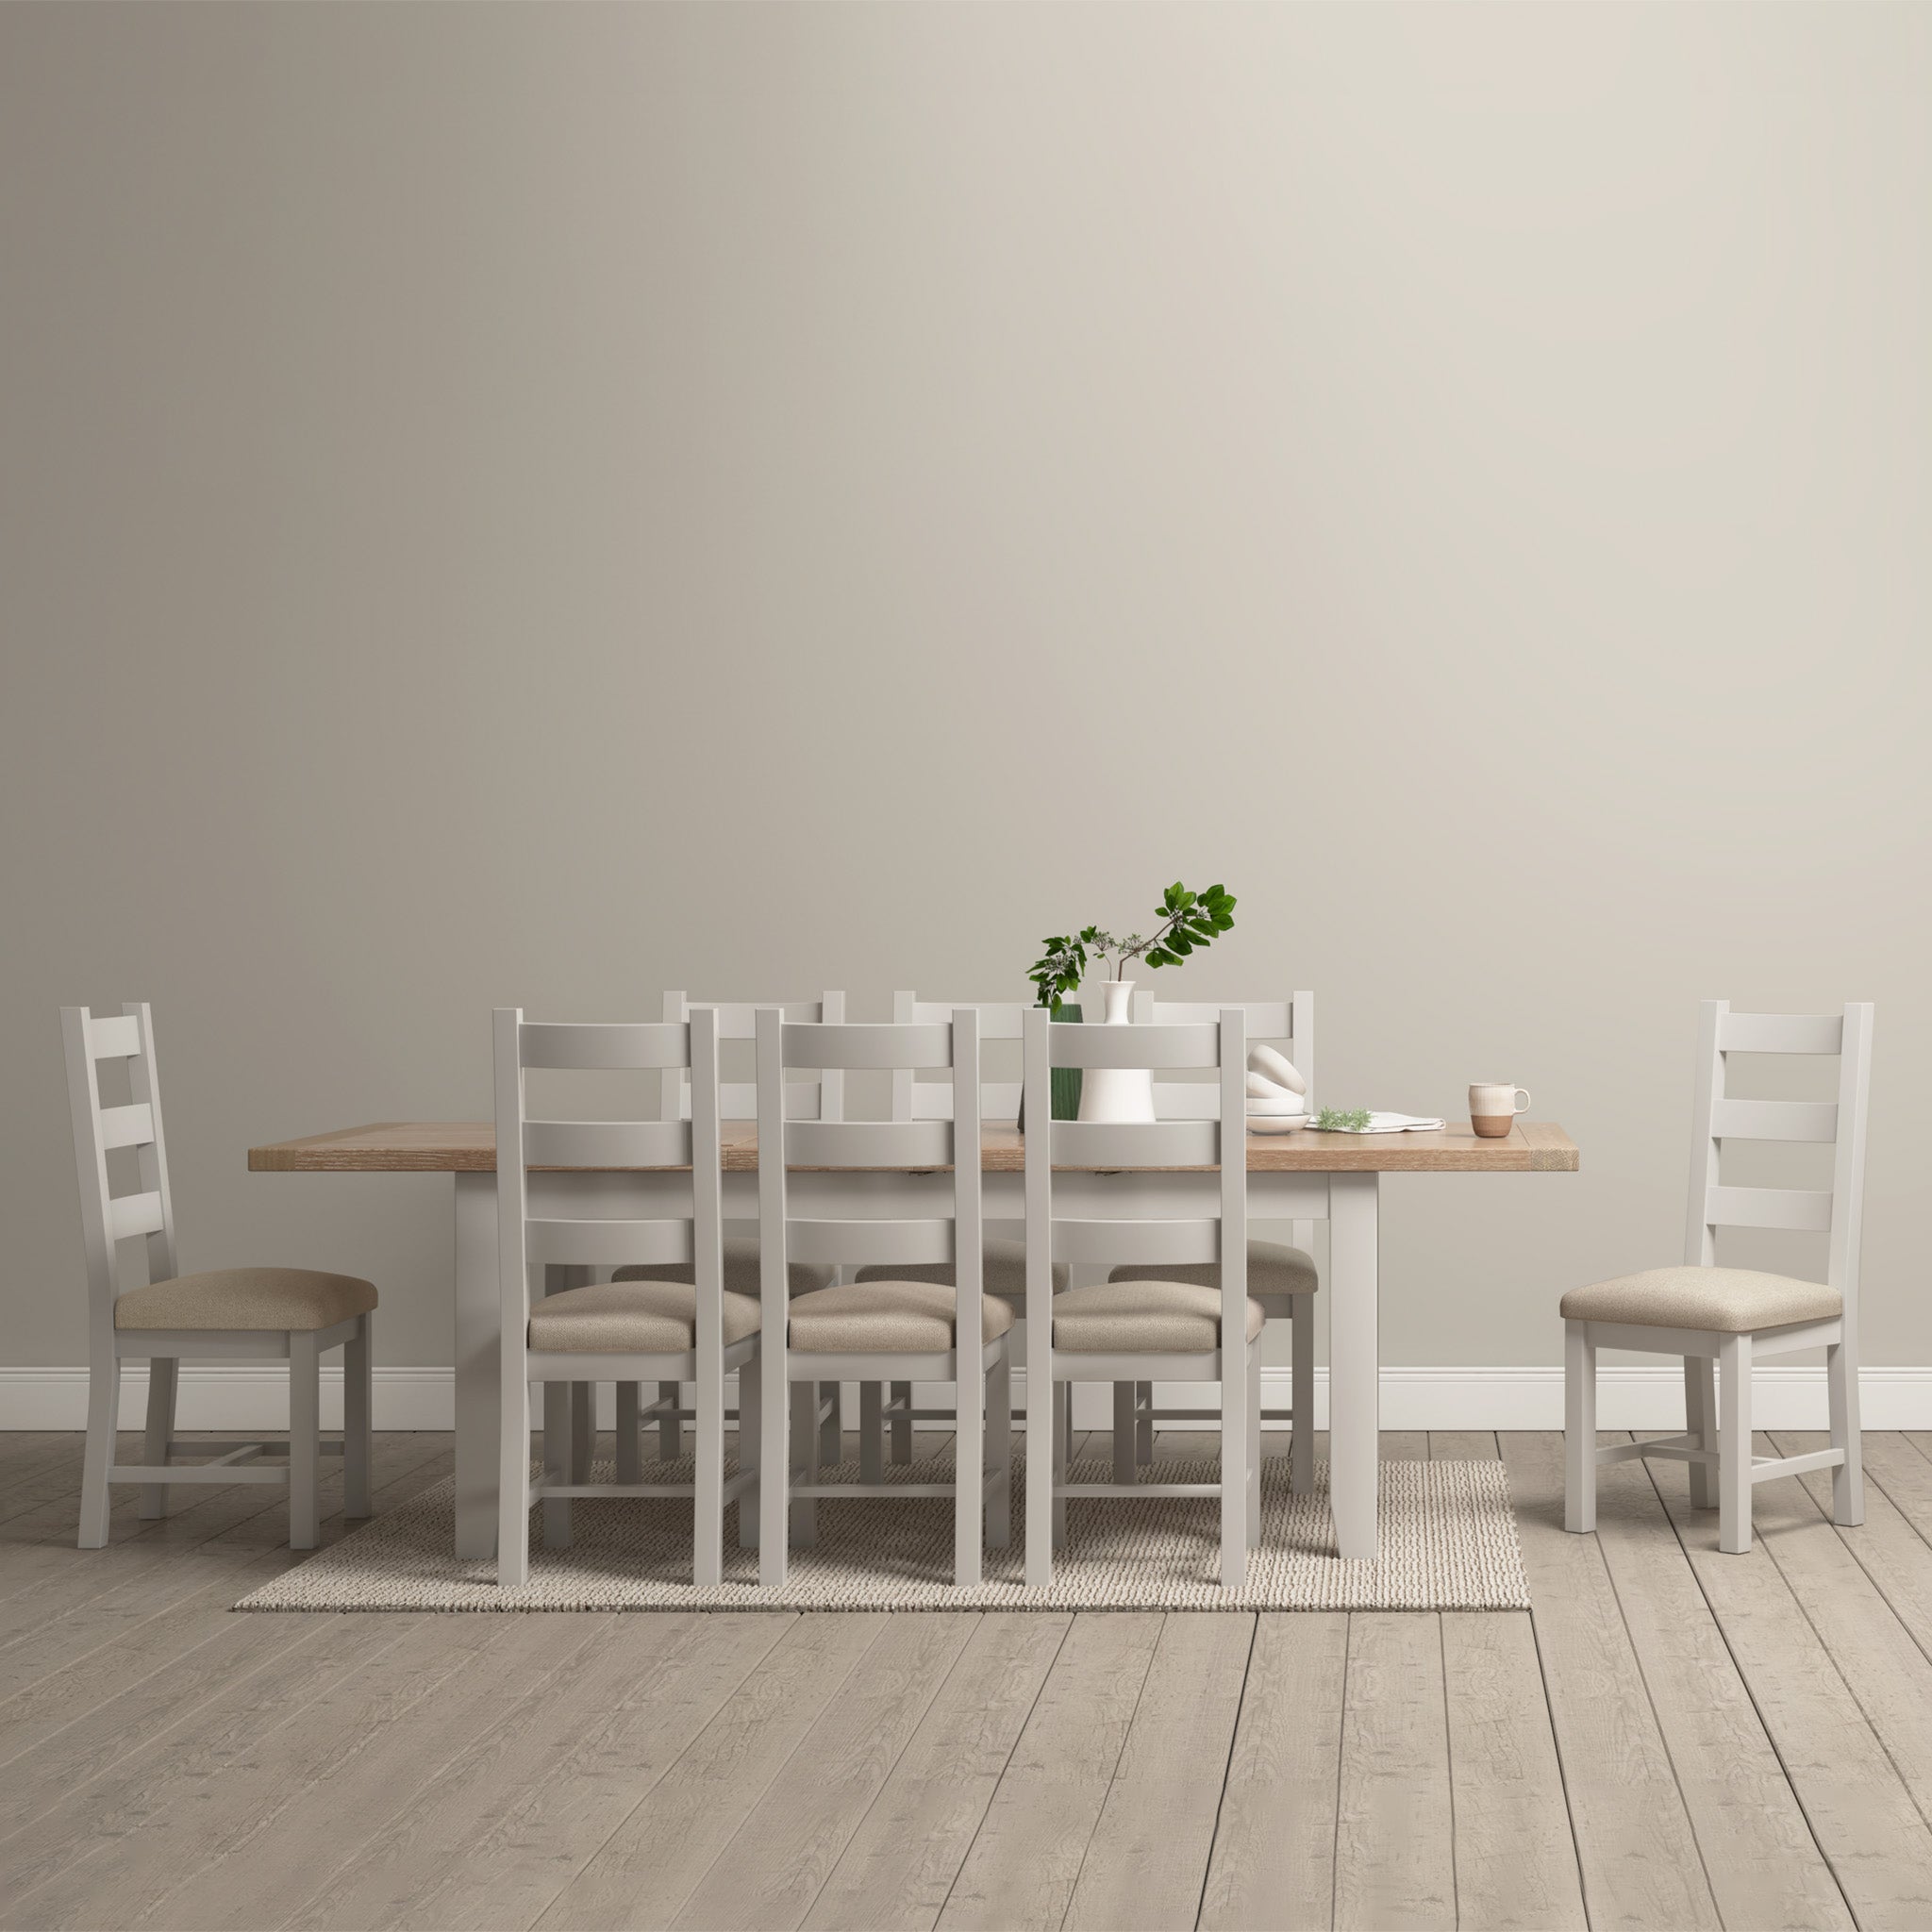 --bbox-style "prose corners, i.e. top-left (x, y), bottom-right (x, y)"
top-left (1027, 882), bottom-right (1237, 1012)
top-left (1312, 1107), bottom-right (1373, 1132)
